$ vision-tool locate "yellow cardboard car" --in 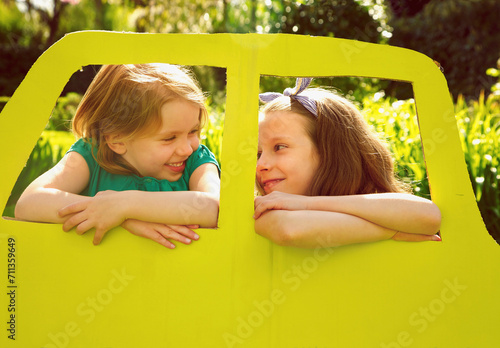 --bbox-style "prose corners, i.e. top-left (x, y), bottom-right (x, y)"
top-left (0, 32), bottom-right (496, 347)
